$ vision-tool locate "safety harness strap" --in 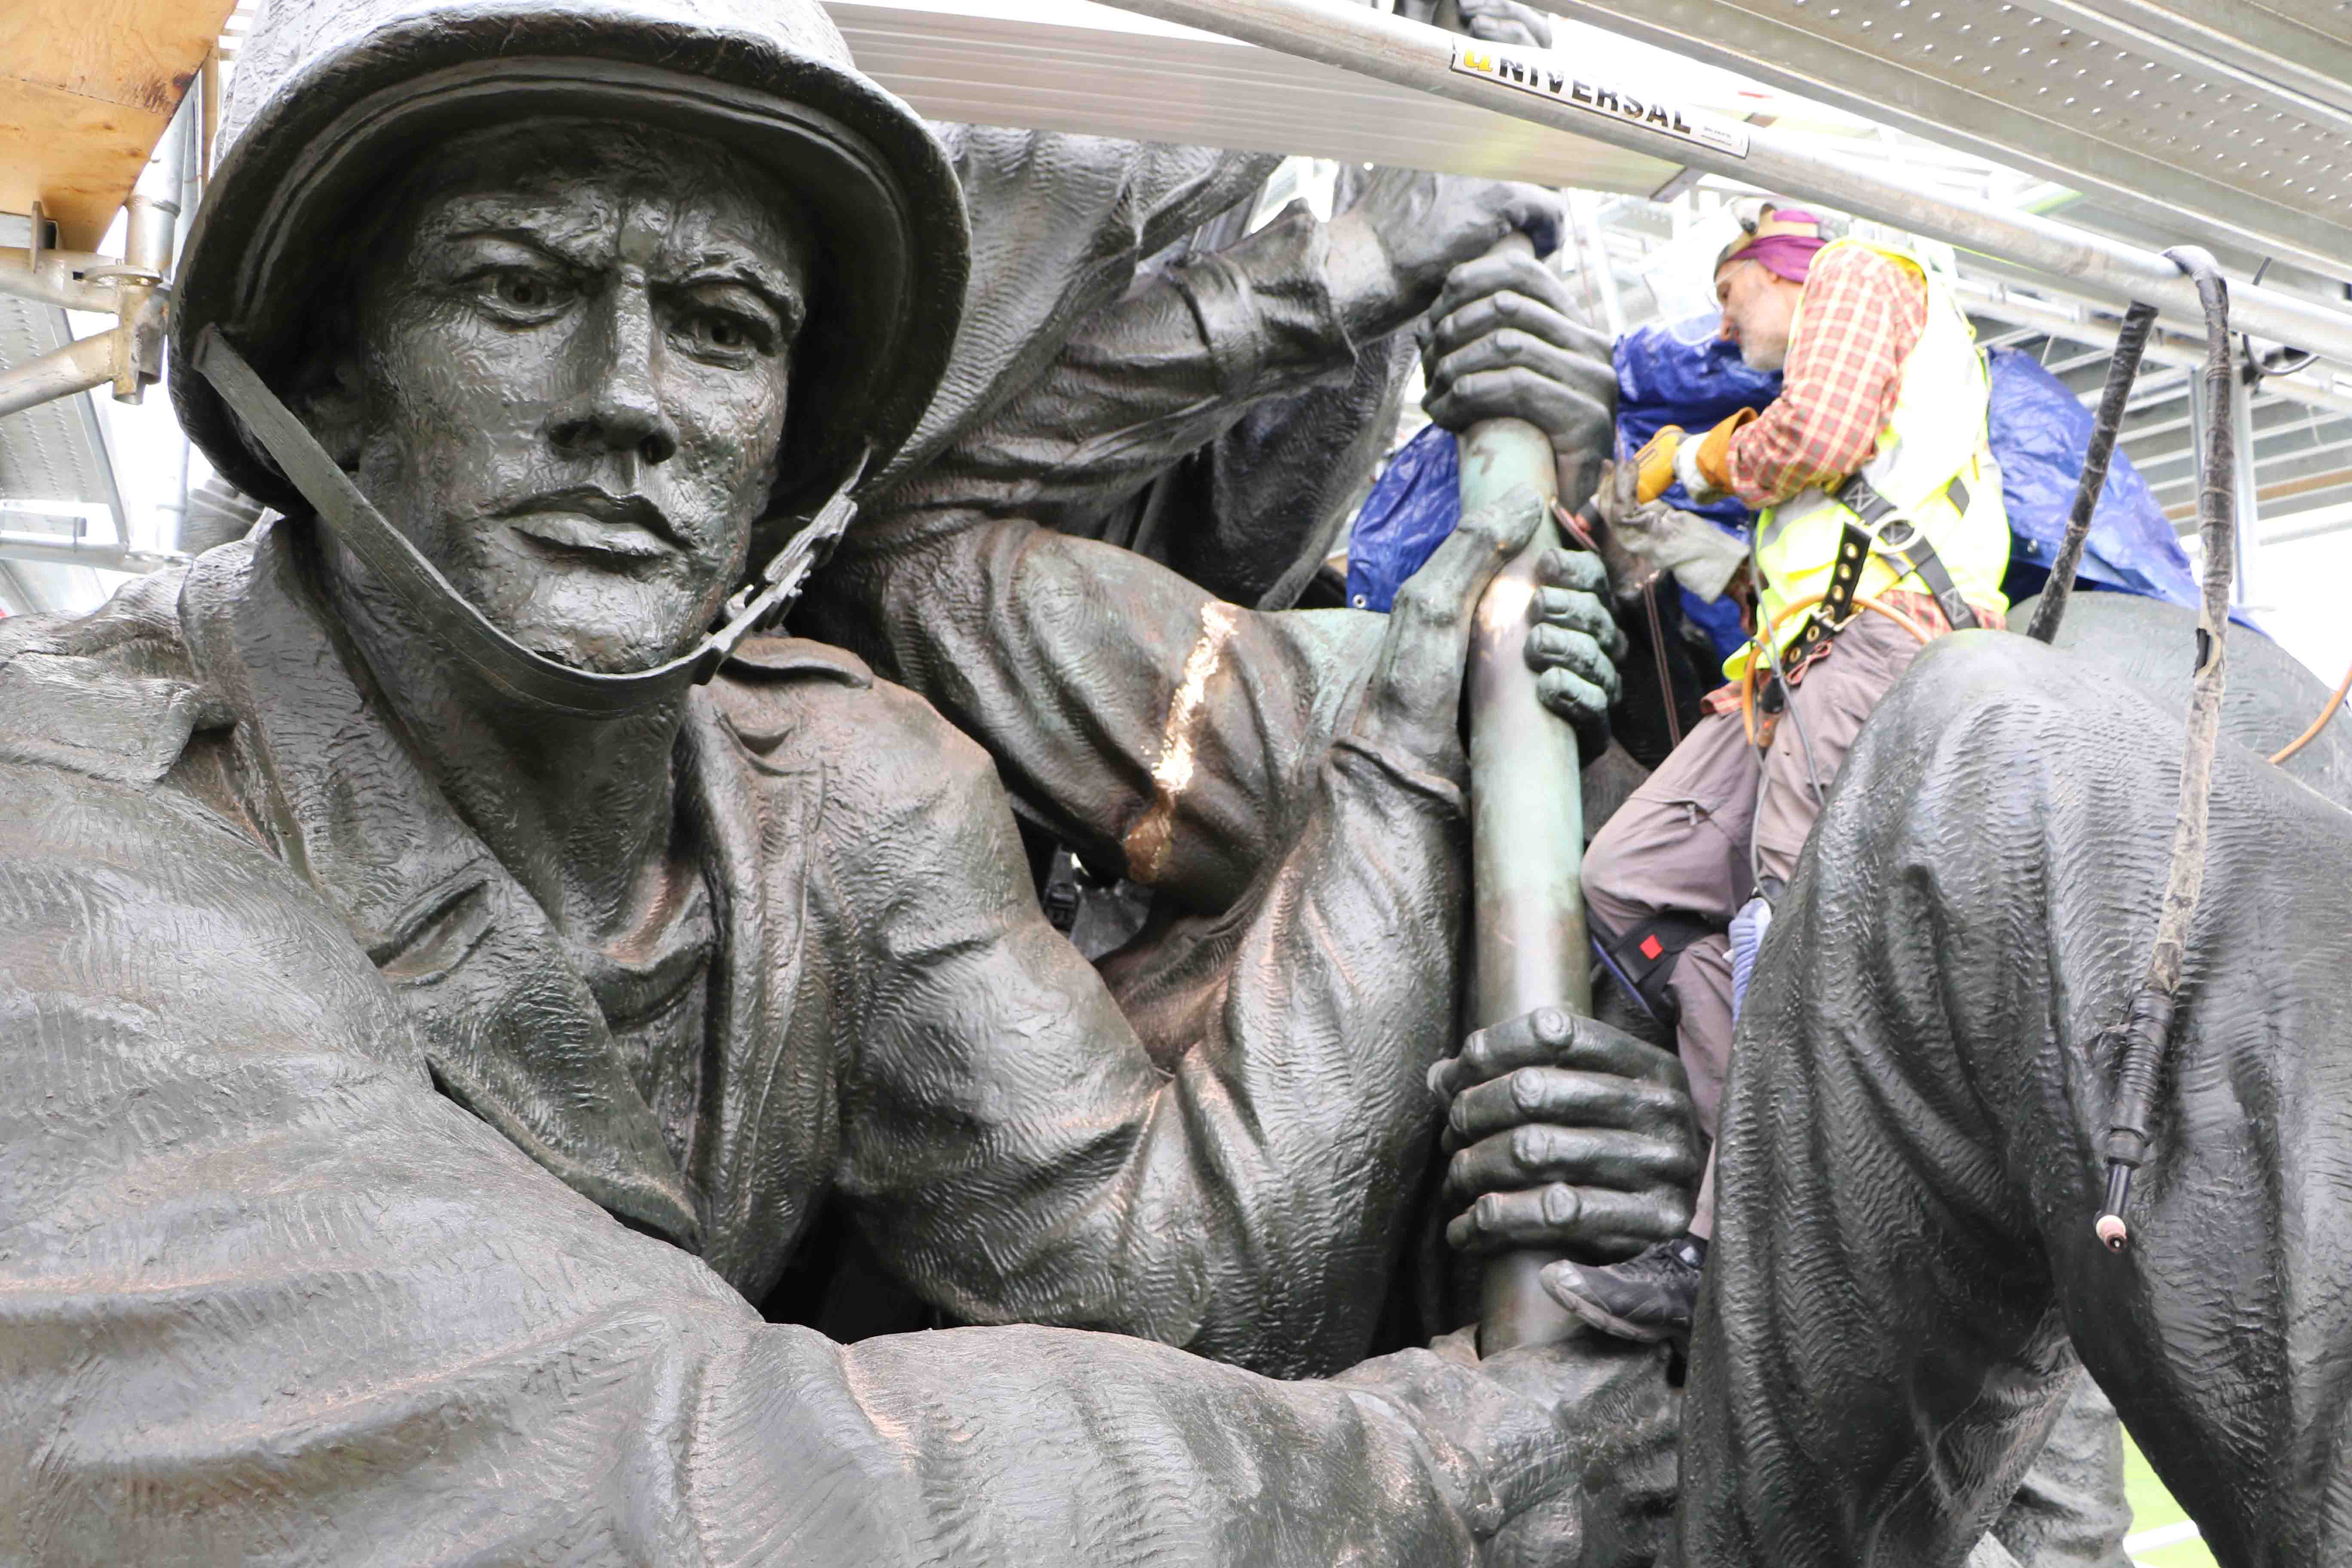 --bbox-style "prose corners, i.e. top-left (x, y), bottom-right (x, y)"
top-left (1840, 470), bottom-right (1980, 632)
top-left (1779, 470), bottom-right (1978, 677)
